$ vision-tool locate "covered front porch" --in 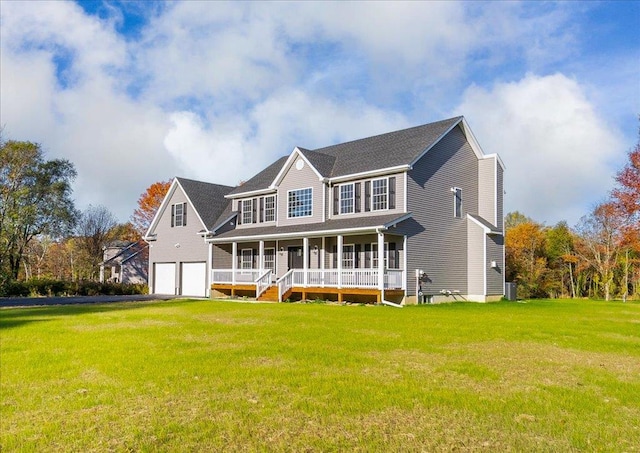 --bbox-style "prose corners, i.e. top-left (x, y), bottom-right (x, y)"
top-left (211, 267), bottom-right (405, 303)
top-left (209, 230), bottom-right (406, 304)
